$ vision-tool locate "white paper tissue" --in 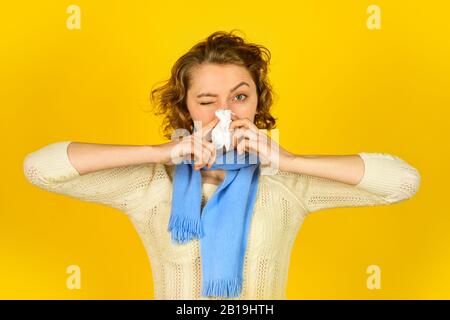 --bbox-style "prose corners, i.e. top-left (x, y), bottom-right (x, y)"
top-left (211, 109), bottom-right (235, 151)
